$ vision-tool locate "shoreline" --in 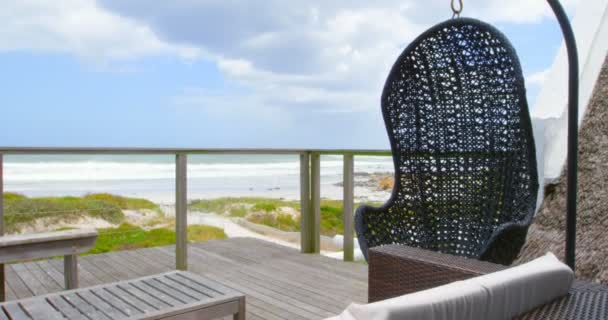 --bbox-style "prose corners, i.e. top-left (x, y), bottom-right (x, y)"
top-left (4, 171), bottom-right (394, 205)
top-left (3, 155), bottom-right (394, 204)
